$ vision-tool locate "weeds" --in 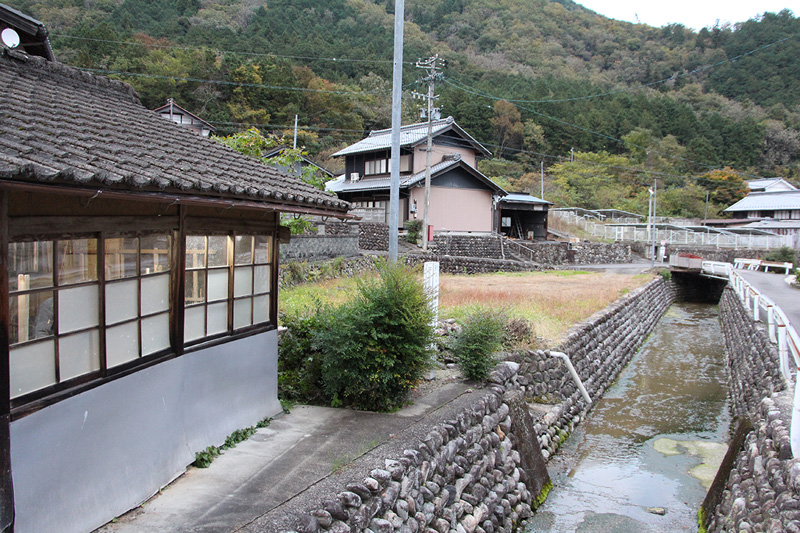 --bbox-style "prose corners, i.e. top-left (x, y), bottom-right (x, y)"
top-left (192, 415), bottom-right (273, 468)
